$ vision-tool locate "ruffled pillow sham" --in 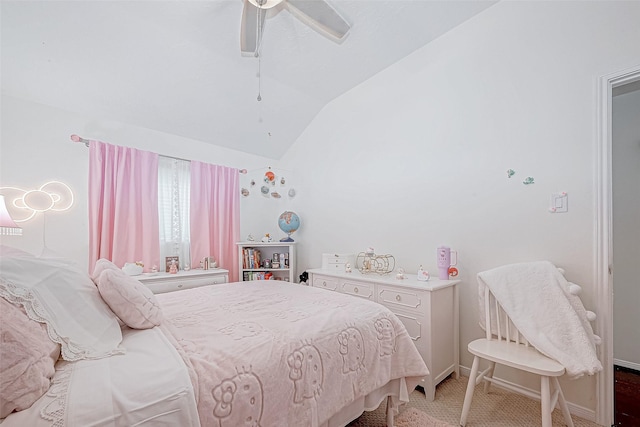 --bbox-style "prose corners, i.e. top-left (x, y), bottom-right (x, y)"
top-left (0, 255), bottom-right (124, 362)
